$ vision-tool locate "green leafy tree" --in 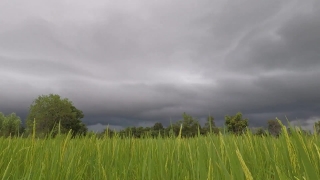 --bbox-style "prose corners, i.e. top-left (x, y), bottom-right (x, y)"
top-left (0, 112), bottom-right (23, 137)
top-left (26, 94), bottom-right (87, 137)
top-left (143, 127), bottom-right (152, 137)
top-left (254, 127), bottom-right (267, 136)
top-left (4, 113), bottom-right (23, 136)
top-left (134, 127), bottom-right (144, 138)
top-left (119, 127), bottom-right (135, 138)
top-left (164, 125), bottom-right (174, 138)
top-left (0, 113), bottom-right (23, 136)
top-left (202, 115), bottom-right (219, 135)
top-left (153, 122), bottom-right (164, 131)
top-left (171, 113), bottom-right (201, 138)
top-left (267, 119), bottom-right (282, 137)
top-left (100, 126), bottom-right (116, 138)
top-left (225, 112), bottom-right (248, 135)
top-left (166, 122), bottom-right (179, 137)
top-left (151, 122), bottom-right (164, 137)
